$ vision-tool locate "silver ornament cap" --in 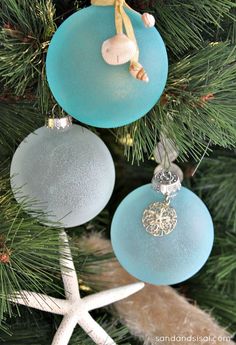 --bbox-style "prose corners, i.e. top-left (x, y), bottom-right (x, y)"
top-left (142, 200), bottom-right (177, 237)
top-left (154, 163), bottom-right (184, 182)
top-left (46, 116), bottom-right (73, 130)
top-left (152, 170), bottom-right (181, 196)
